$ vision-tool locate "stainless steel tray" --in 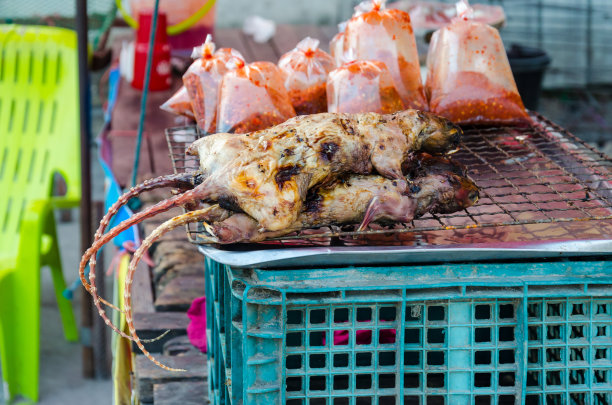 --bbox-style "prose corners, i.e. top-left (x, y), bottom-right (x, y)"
top-left (199, 239), bottom-right (612, 269)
